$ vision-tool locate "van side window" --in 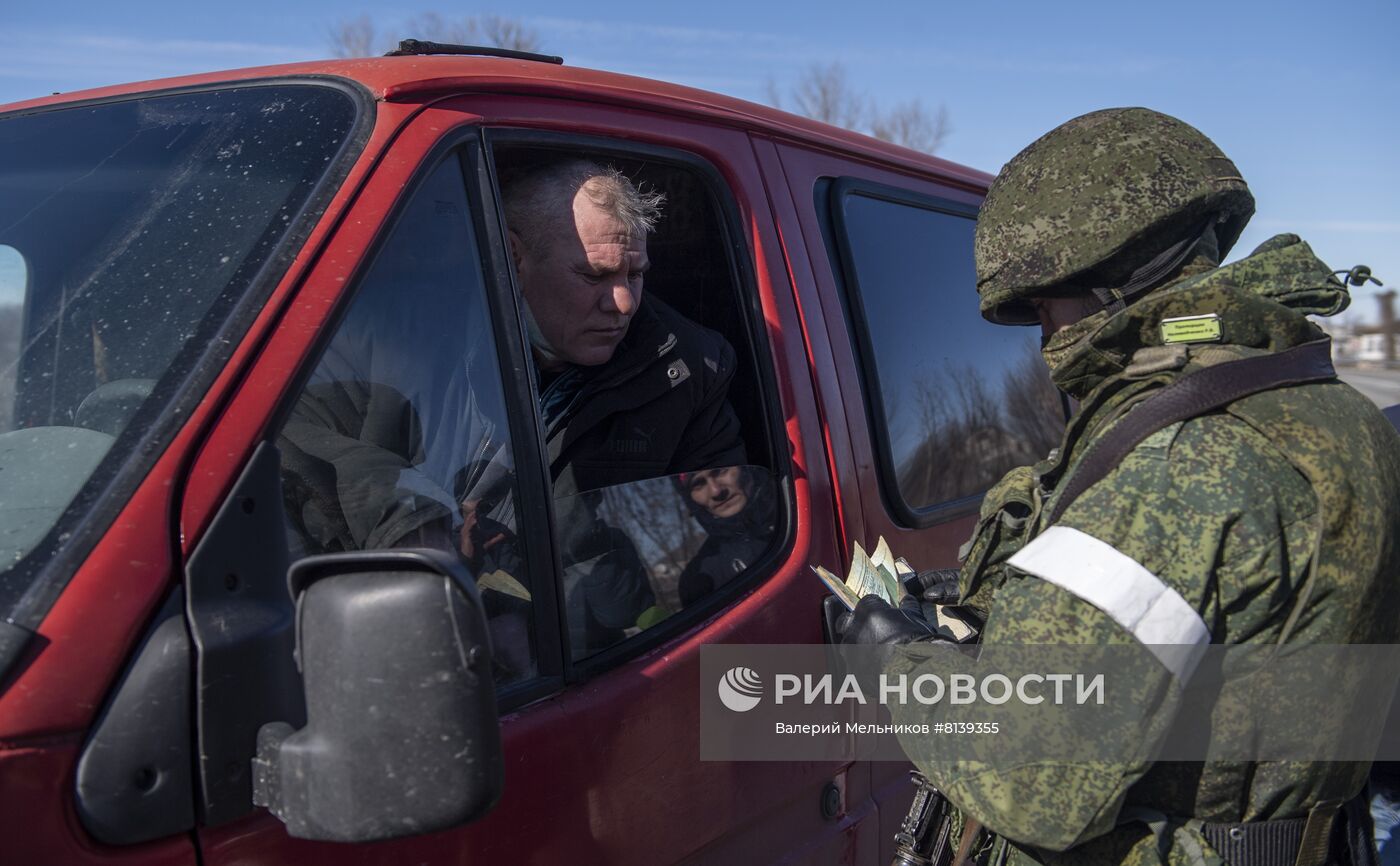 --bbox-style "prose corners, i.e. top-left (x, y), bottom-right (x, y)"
top-left (823, 179), bottom-right (1063, 524)
top-left (275, 154), bottom-right (540, 685)
top-left (490, 142), bottom-right (784, 662)
top-left (274, 139), bottom-right (785, 678)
